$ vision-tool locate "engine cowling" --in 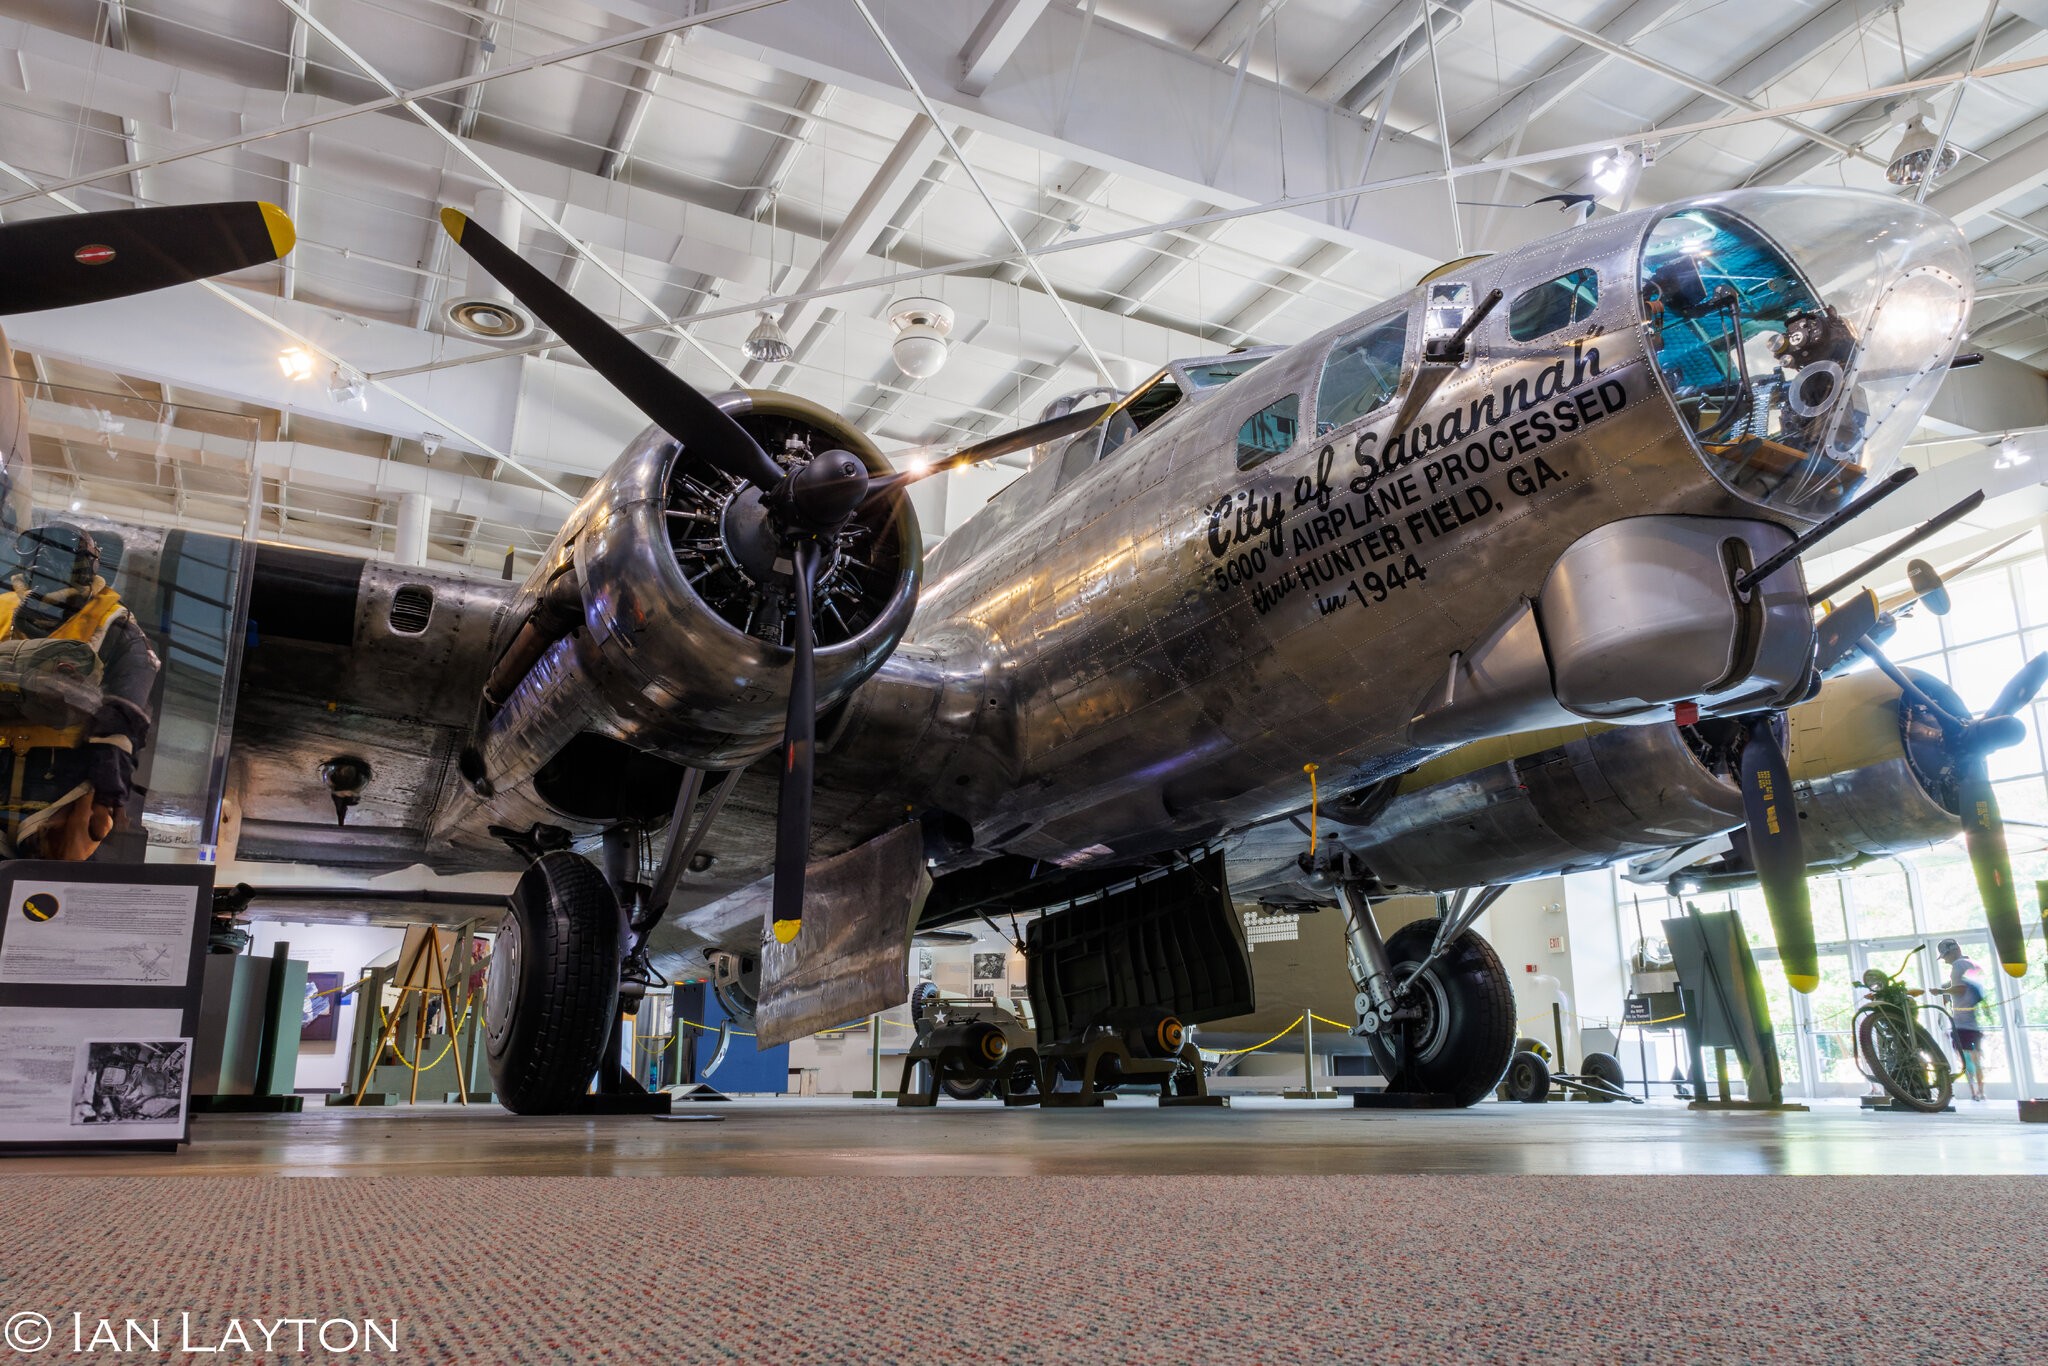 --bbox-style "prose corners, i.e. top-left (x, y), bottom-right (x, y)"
top-left (436, 390), bottom-right (919, 844)
top-left (1305, 666), bottom-right (1964, 896)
